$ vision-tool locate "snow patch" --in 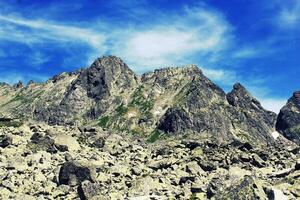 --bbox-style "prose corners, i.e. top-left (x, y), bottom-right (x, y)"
top-left (272, 188), bottom-right (288, 200)
top-left (271, 131), bottom-right (280, 140)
